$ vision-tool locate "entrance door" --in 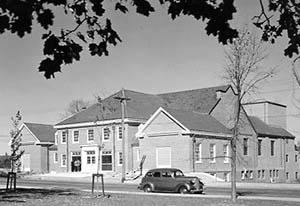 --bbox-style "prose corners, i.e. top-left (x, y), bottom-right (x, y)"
top-left (71, 152), bottom-right (81, 172)
top-left (156, 147), bottom-right (171, 168)
top-left (81, 146), bottom-right (98, 173)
